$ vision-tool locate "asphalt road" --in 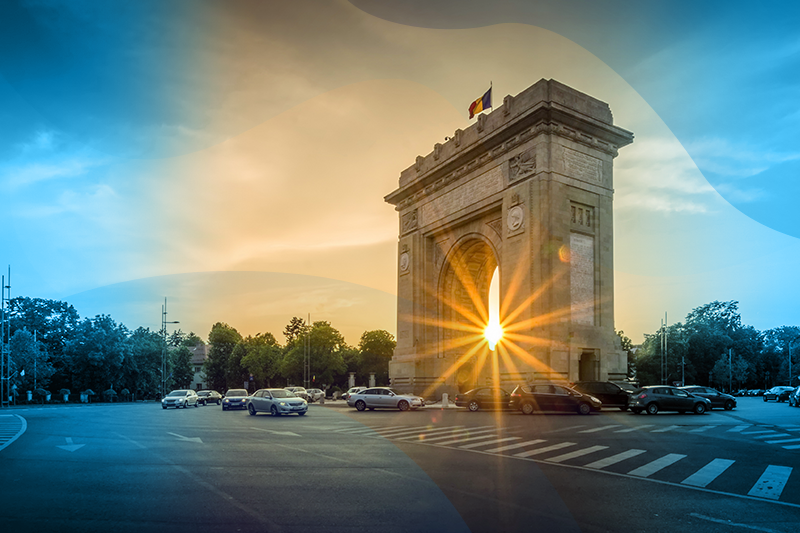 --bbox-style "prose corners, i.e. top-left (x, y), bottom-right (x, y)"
top-left (0, 397), bottom-right (798, 532)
